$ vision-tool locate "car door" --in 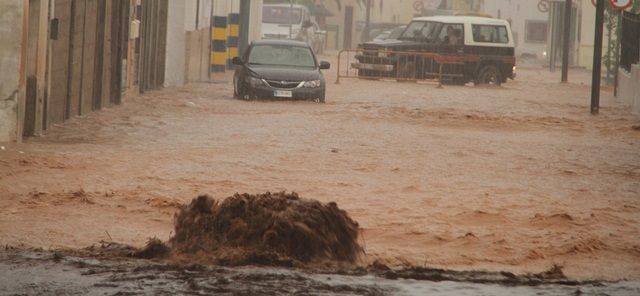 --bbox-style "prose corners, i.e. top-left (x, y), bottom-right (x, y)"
top-left (434, 23), bottom-right (466, 81)
top-left (437, 23), bottom-right (464, 54)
